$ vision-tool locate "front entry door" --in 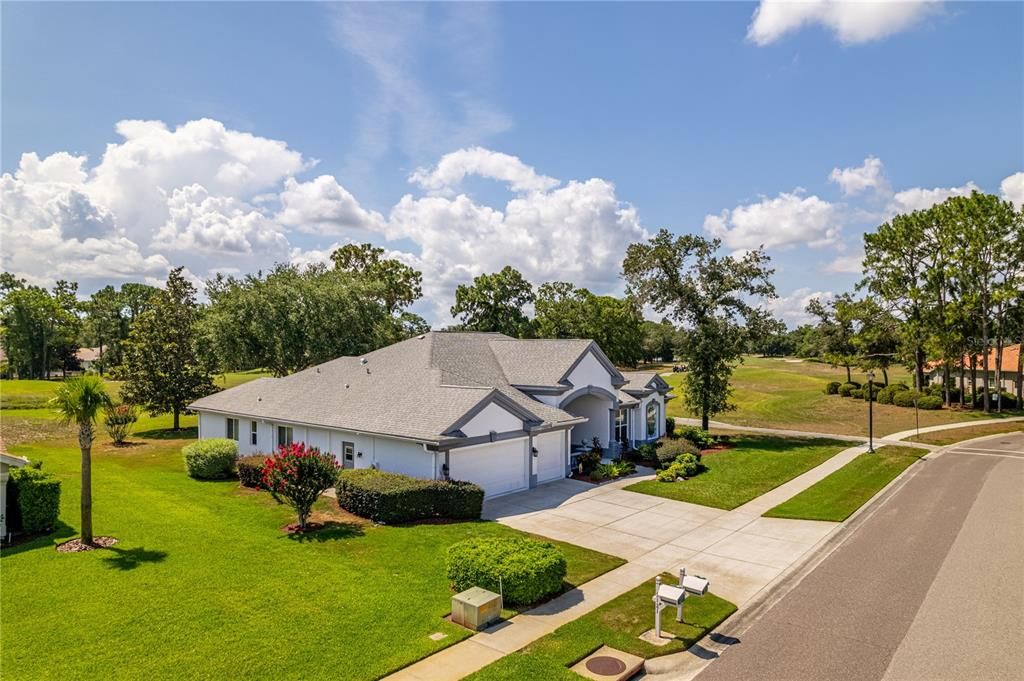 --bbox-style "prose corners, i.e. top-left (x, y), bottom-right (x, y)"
top-left (342, 441), bottom-right (355, 469)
